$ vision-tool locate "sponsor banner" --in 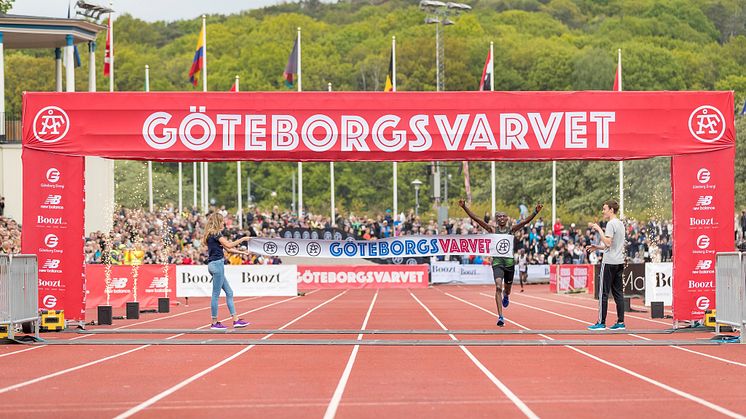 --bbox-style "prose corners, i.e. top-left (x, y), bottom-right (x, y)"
top-left (527, 264), bottom-right (551, 284)
top-left (21, 148), bottom-right (86, 320)
top-left (297, 265), bottom-right (429, 289)
top-left (249, 234), bottom-right (513, 259)
top-left (176, 265), bottom-right (297, 297)
top-left (672, 148), bottom-right (734, 320)
top-left (431, 262), bottom-right (493, 284)
top-left (22, 92), bottom-right (734, 161)
top-left (645, 263), bottom-right (673, 307)
top-left (550, 264), bottom-right (593, 293)
top-left (593, 263), bottom-right (646, 299)
top-left (85, 264), bottom-right (176, 309)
